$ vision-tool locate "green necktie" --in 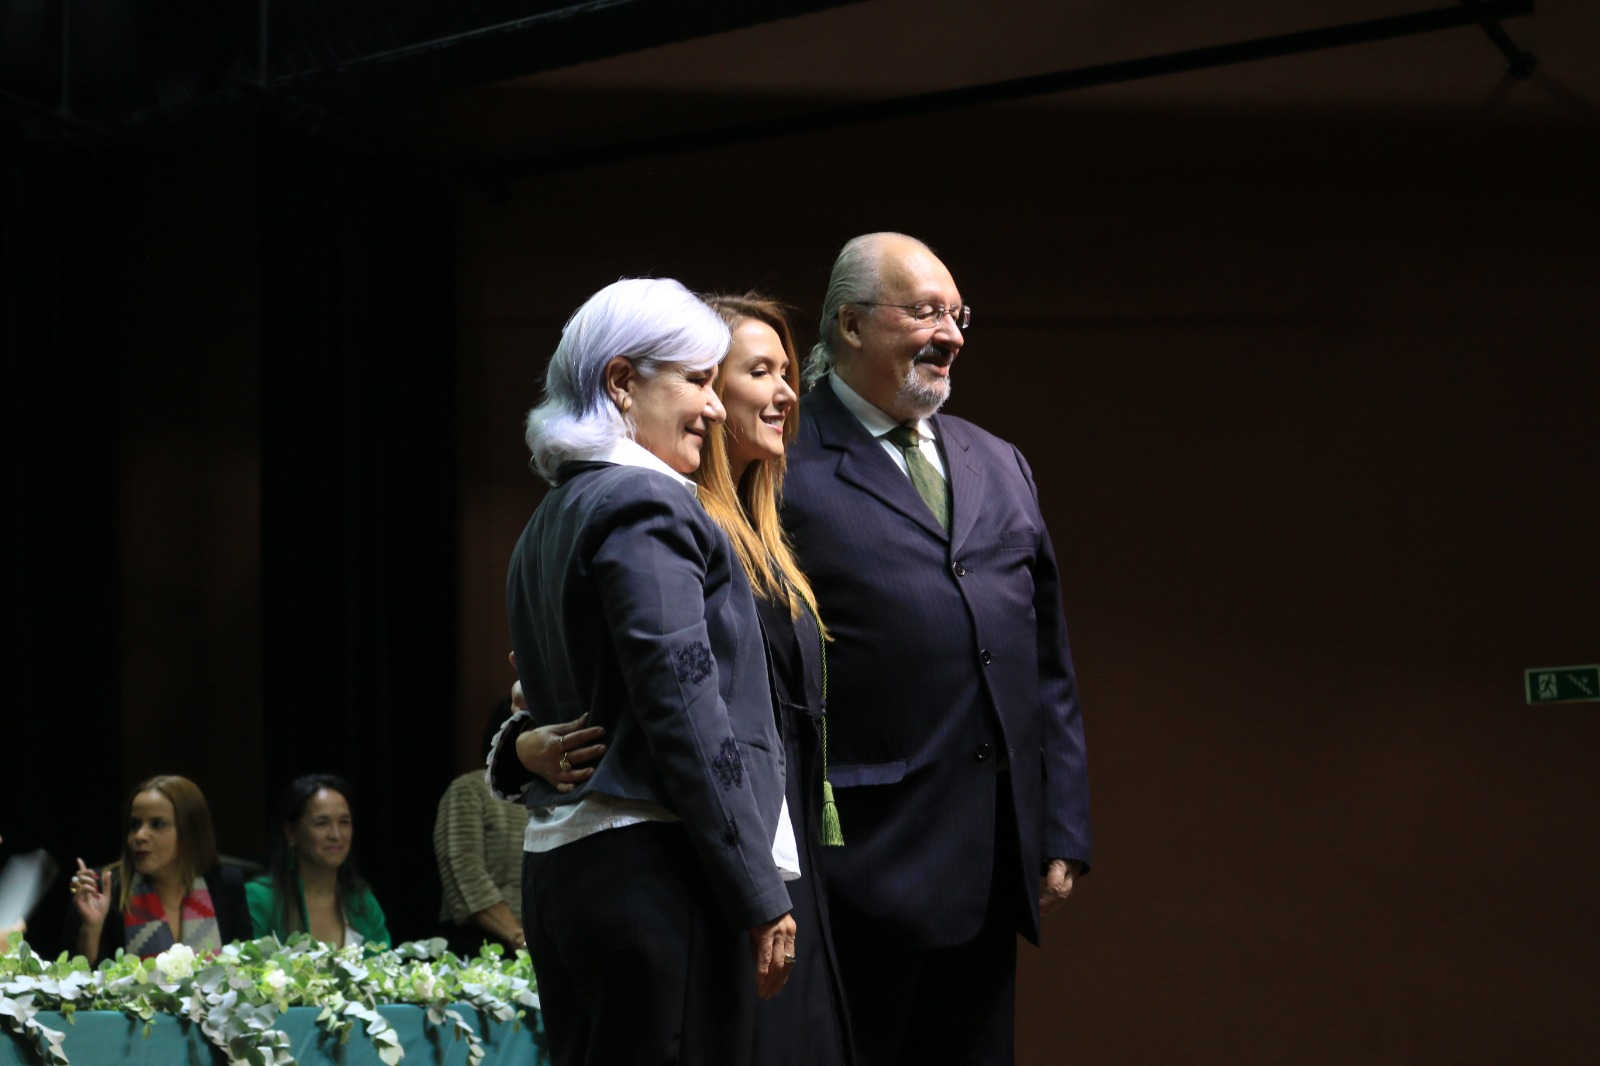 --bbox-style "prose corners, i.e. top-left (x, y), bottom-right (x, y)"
top-left (885, 423), bottom-right (949, 532)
